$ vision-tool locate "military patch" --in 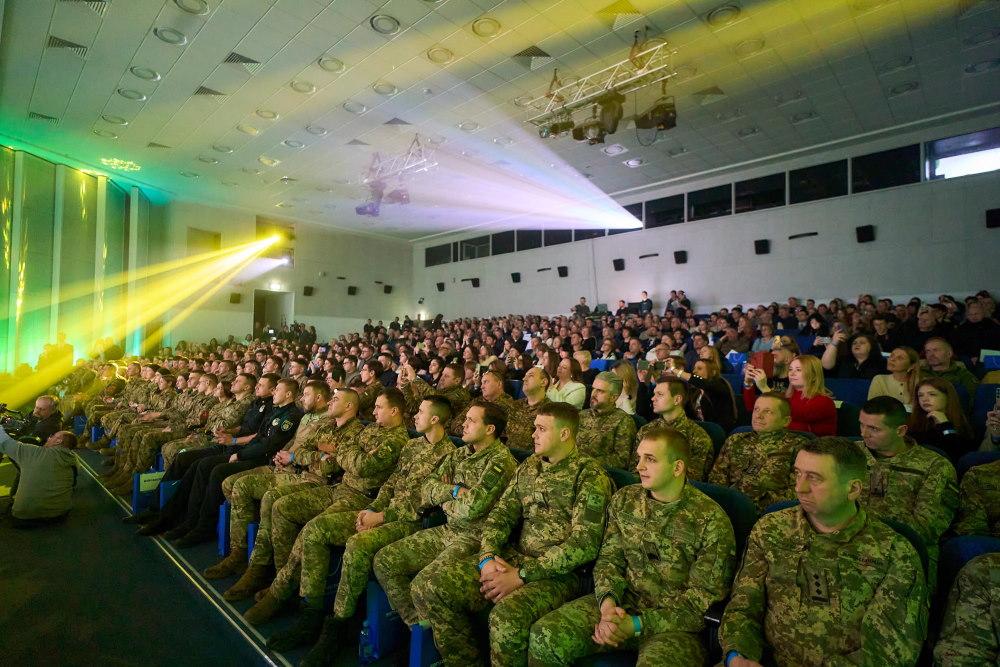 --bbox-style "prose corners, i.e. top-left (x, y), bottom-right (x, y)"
top-left (281, 419), bottom-right (293, 431)
top-left (272, 418), bottom-right (280, 426)
top-left (259, 404), bottom-right (266, 412)
top-left (802, 564), bottom-right (830, 603)
top-left (481, 464), bottom-right (502, 489)
top-left (583, 491), bottom-right (605, 523)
